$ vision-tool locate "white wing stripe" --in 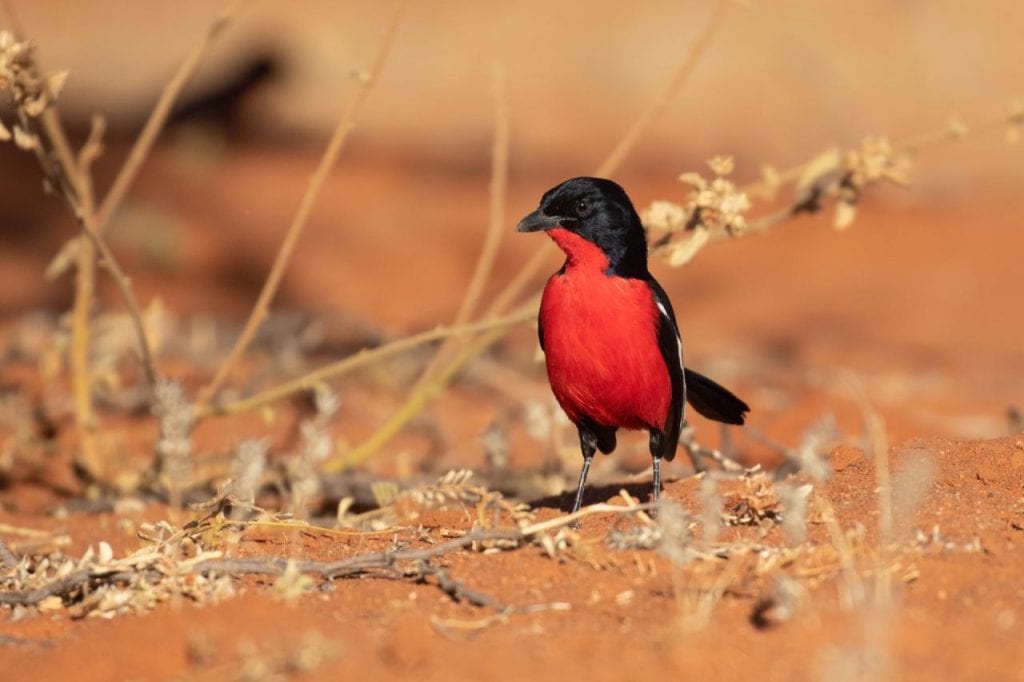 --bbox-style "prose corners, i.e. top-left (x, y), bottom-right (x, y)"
top-left (655, 301), bottom-right (683, 371)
